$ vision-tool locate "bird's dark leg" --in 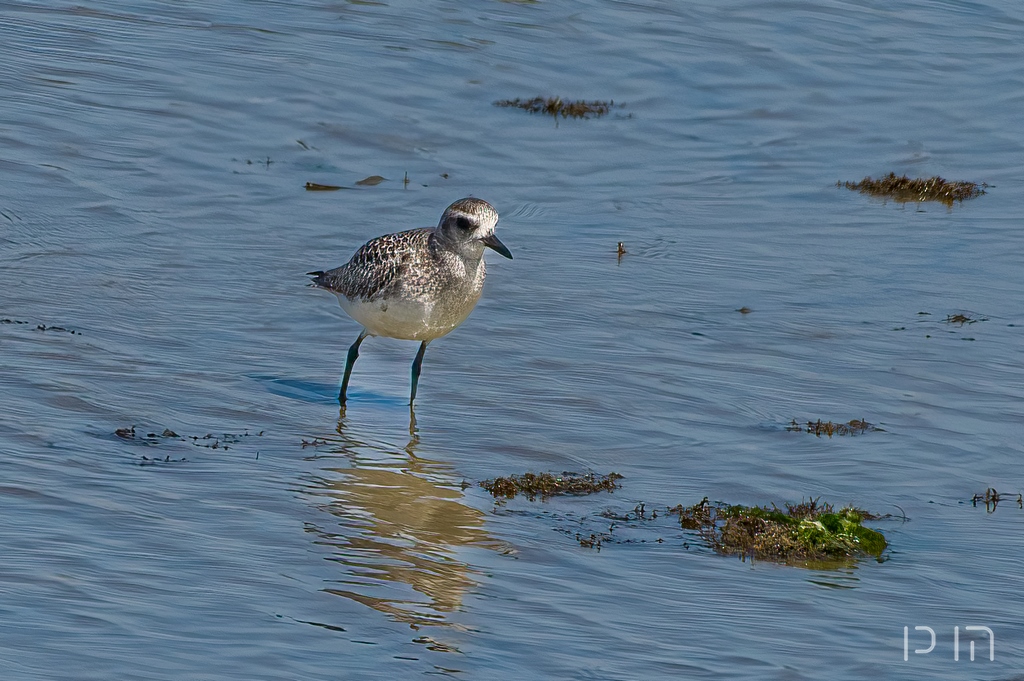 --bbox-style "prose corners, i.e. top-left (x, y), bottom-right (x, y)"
top-left (340, 329), bottom-right (368, 404)
top-left (409, 340), bottom-right (429, 406)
